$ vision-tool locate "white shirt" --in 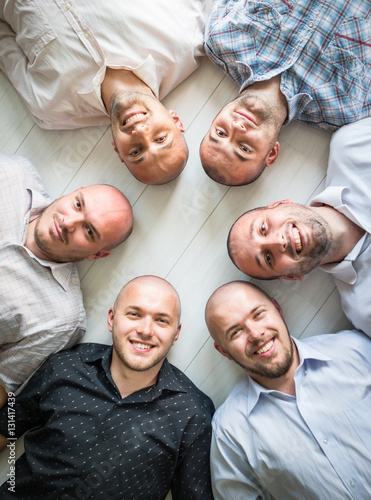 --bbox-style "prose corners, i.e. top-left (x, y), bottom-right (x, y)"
top-left (211, 331), bottom-right (371, 500)
top-left (0, 0), bottom-right (207, 129)
top-left (311, 117), bottom-right (371, 337)
top-left (0, 155), bottom-right (86, 394)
